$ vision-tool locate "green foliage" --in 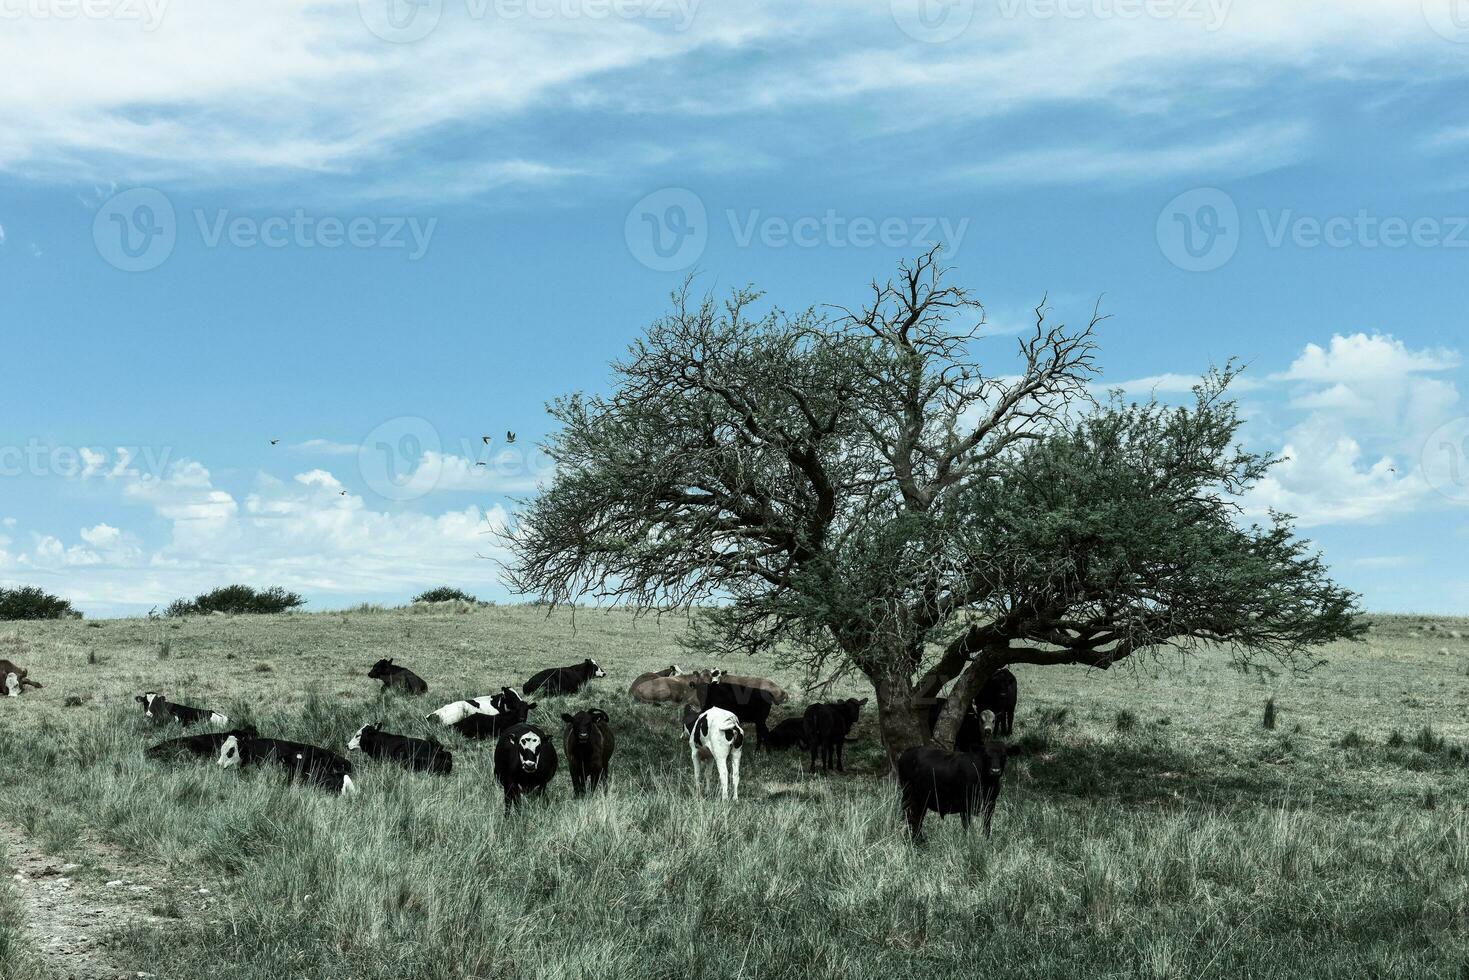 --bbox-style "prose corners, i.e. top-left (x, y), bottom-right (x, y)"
top-left (0, 586), bottom-right (78, 621)
top-left (165, 585), bottom-right (305, 617)
top-left (412, 586), bottom-right (478, 604)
